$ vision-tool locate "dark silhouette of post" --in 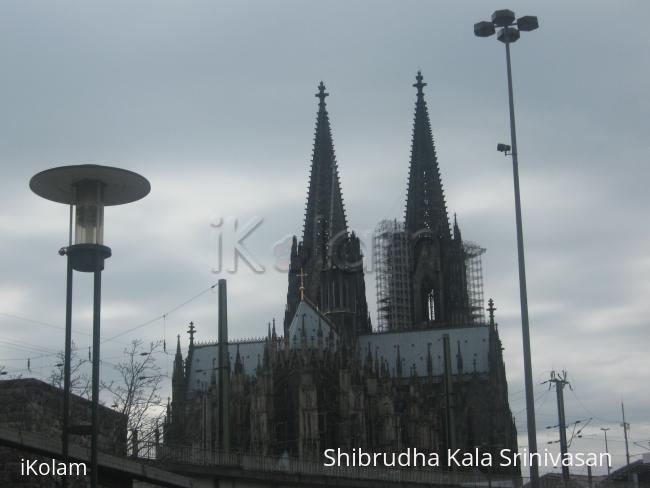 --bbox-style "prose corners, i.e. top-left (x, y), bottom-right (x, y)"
top-left (601, 427), bottom-right (611, 476)
top-left (544, 371), bottom-right (570, 483)
top-left (622, 403), bottom-right (631, 487)
top-left (218, 279), bottom-right (231, 451)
